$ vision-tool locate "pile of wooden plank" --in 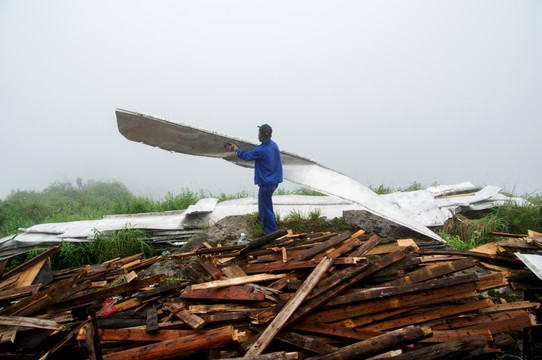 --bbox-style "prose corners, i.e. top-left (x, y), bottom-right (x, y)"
top-left (0, 228), bottom-right (540, 359)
